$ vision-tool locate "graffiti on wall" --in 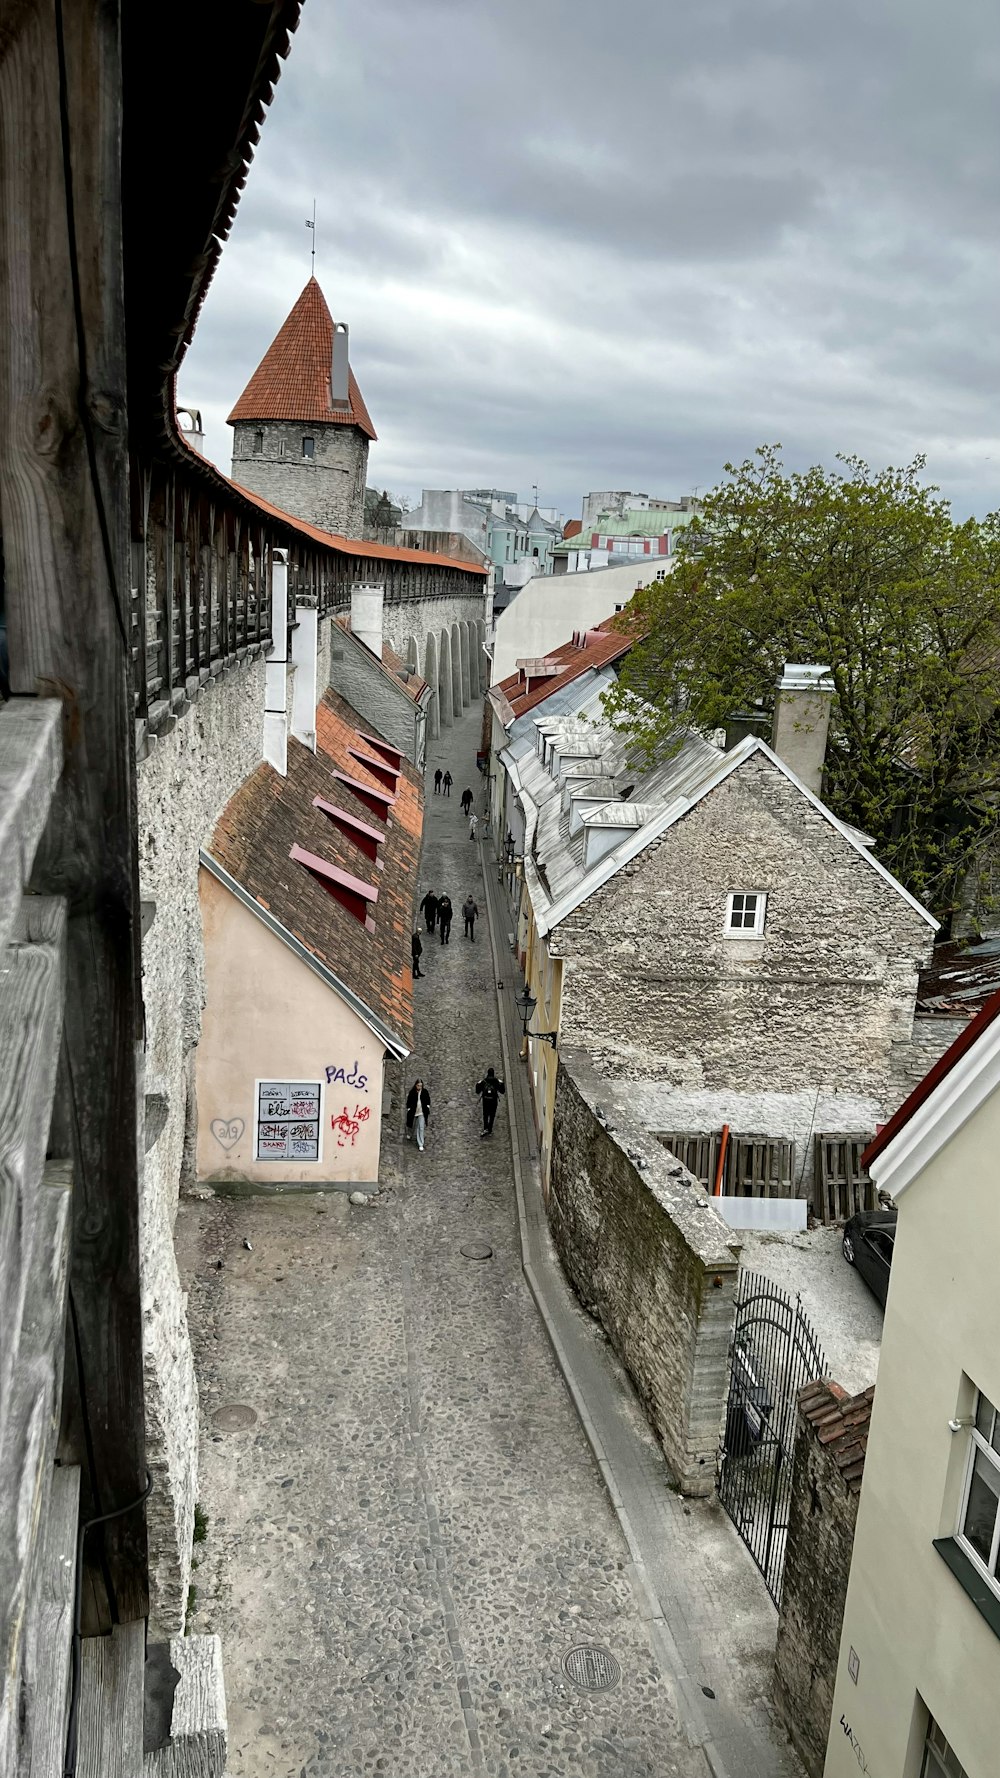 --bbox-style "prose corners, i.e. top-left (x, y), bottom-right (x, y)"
top-left (210, 1117), bottom-right (245, 1152)
top-left (324, 1060), bottom-right (369, 1091)
top-left (255, 1081), bottom-right (322, 1161)
top-left (331, 1102), bottom-right (372, 1148)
